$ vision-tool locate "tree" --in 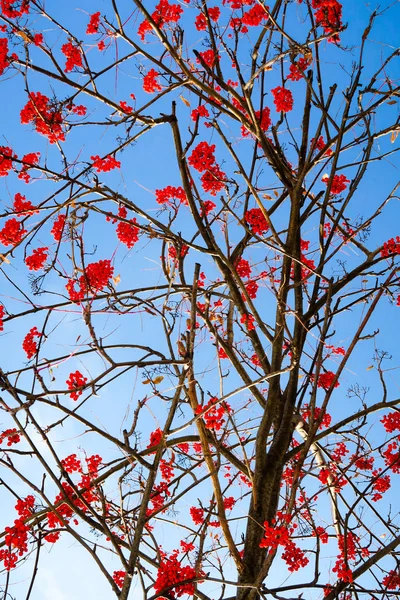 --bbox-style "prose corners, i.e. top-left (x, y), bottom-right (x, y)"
top-left (0, 0), bottom-right (400, 598)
